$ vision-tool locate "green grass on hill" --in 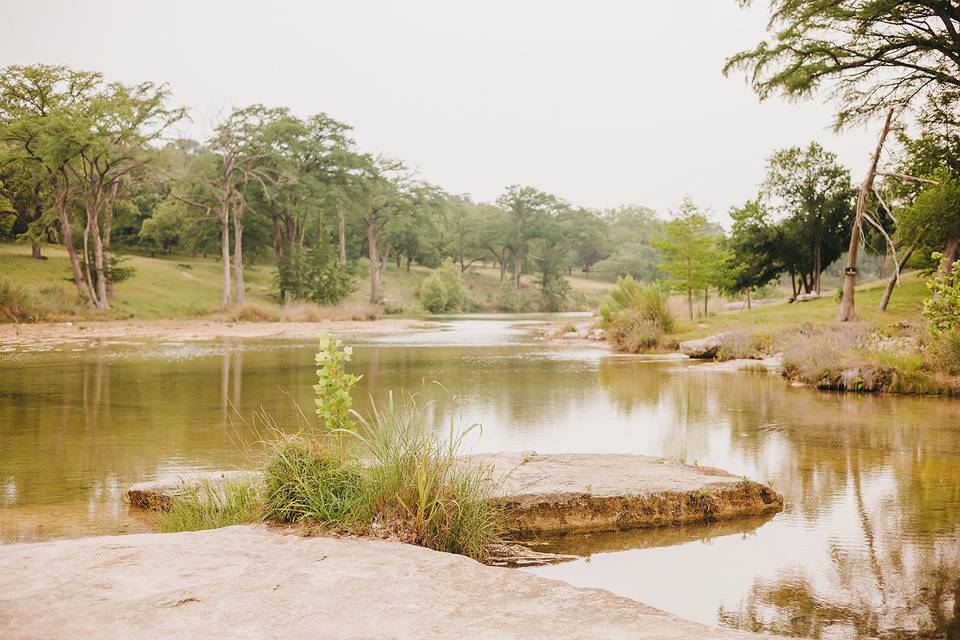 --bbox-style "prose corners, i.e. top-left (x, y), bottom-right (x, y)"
top-left (0, 242), bottom-right (613, 321)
